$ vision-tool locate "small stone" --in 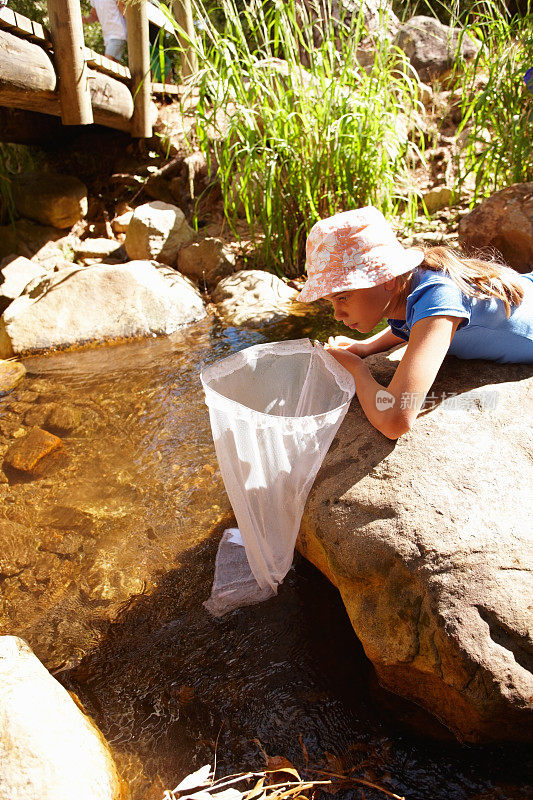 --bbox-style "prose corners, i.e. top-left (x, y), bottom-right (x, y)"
top-left (111, 210), bottom-right (133, 234)
top-left (46, 405), bottom-right (83, 434)
top-left (24, 404), bottom-right (53, 428)
top-left (422, 186), bottom-right (453, 214)
top-left (4, 427), bottom-right (63, 475)
top-left (0, 360), bottom-right (26, 397)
